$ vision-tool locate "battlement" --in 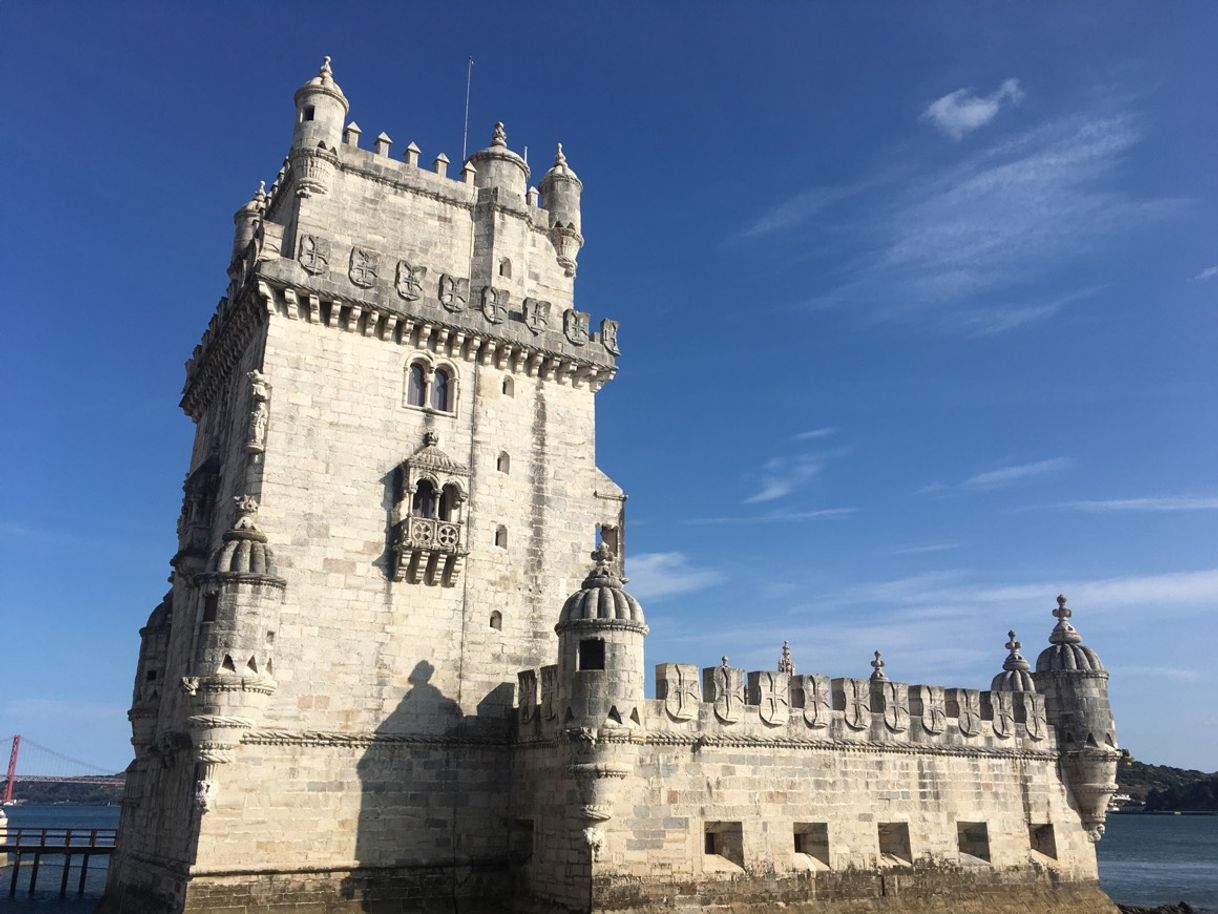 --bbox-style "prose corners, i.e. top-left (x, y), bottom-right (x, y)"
top-left (514, 654), bottom-right (1054, 759)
